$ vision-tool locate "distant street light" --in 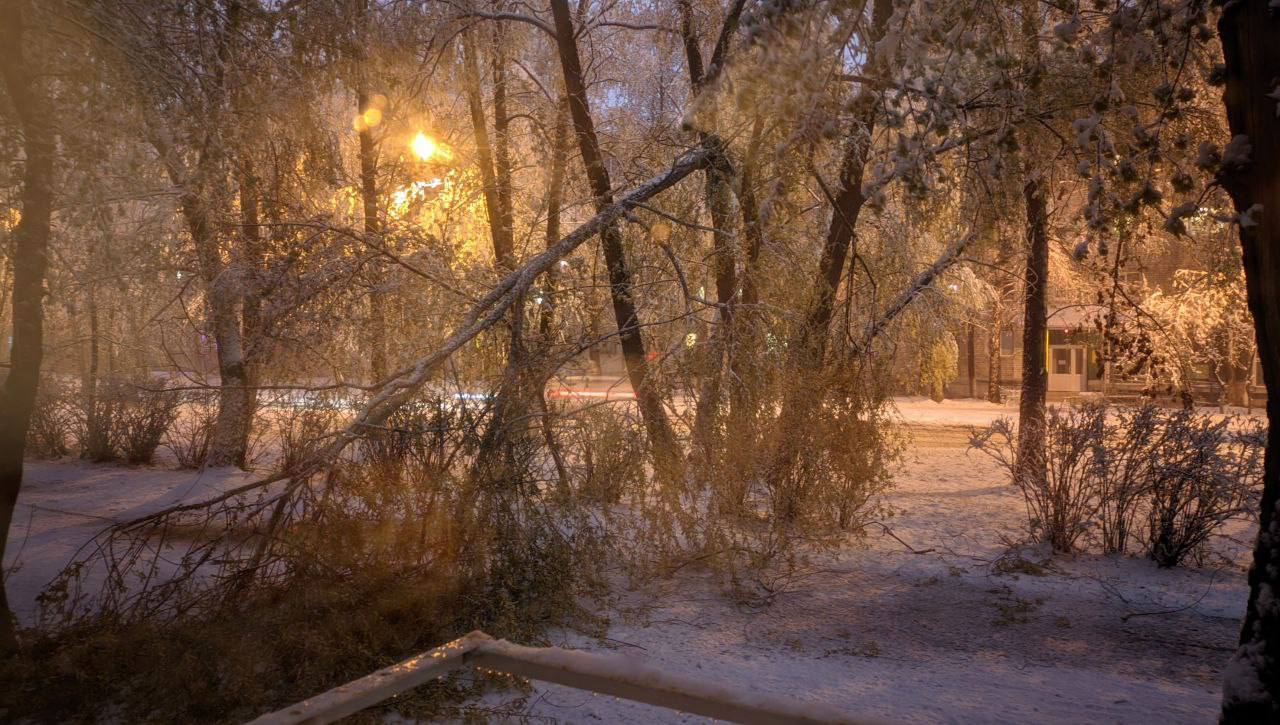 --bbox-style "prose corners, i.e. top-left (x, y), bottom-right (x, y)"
top-left (410, 132), bottom-right (439, 162)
